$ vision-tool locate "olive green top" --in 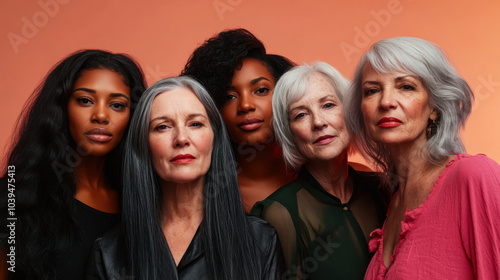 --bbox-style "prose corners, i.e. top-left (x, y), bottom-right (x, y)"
top-left (251, 166), bottom-right (389, 280)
